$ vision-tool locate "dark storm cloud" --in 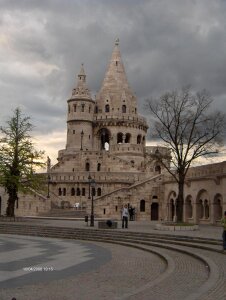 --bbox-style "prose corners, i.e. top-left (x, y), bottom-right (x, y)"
top-left (0, 0), bottom-right (226, 153)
